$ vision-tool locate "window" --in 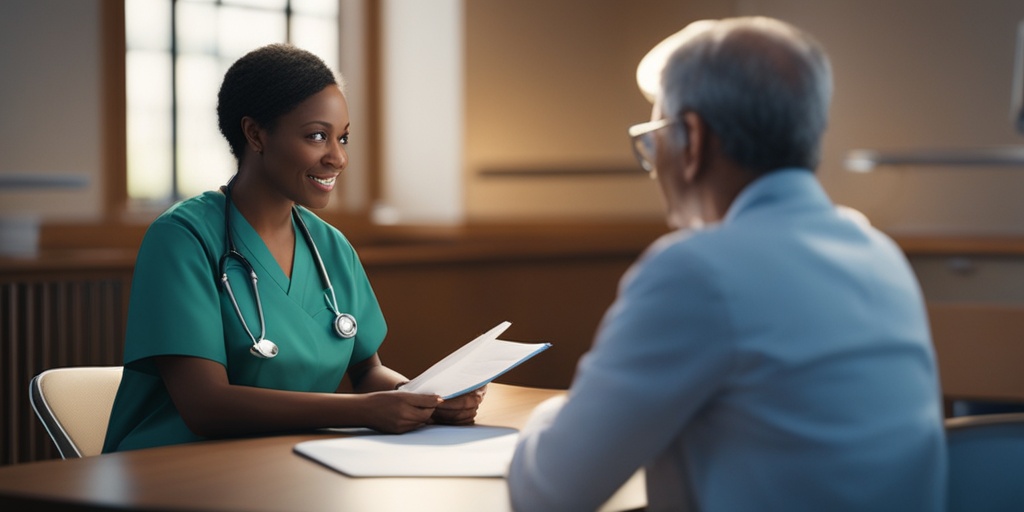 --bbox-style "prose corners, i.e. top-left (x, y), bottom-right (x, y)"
top-left (125, 0), bottom-right (339, 204)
